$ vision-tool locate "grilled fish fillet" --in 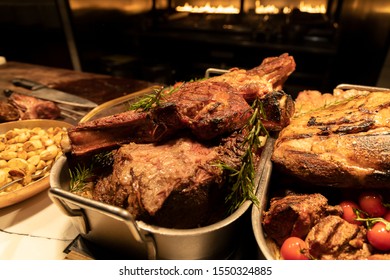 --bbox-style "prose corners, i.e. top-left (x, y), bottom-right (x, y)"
top-left (272, 88), bottom-right (390, 188)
